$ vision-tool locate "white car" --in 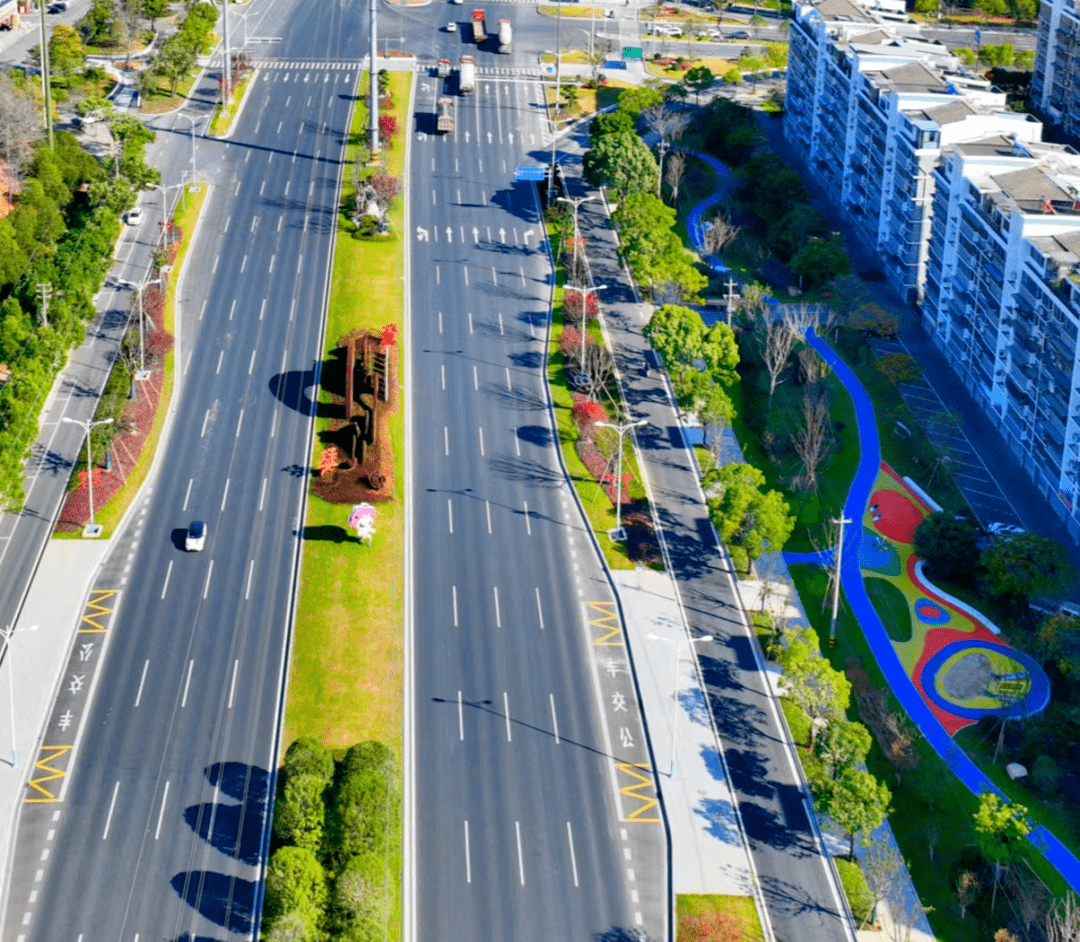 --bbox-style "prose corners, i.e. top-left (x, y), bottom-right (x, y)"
top-left (987, 522), bottom-right (1026, 537)
top-left (185, 520), bottom-right (206, 552)
top-left (451, 0), bottom-right (463, 5)
top-left (447, 21), bottom-right (457, 31)
top-left (125, 207), bottom-right (144, 225)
